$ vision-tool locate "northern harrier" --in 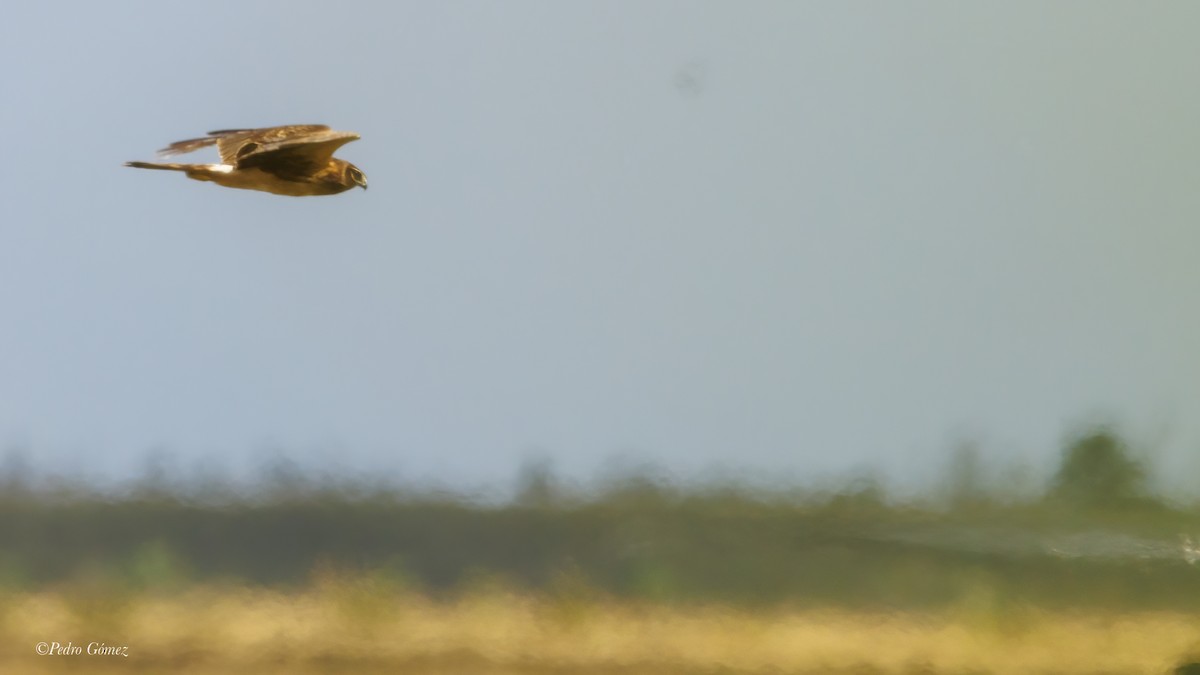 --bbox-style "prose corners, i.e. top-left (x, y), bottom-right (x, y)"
top-left (125, 125), bottom-right (367, 196)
